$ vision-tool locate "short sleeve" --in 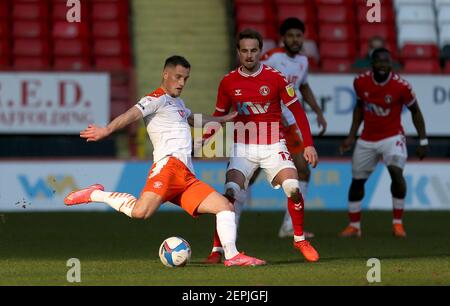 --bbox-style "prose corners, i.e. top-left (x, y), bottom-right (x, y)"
top-left (135, 96), bottom-right (164, 117)
top-left (278, 73), bottom-right (298, 107)
top-left (401, 81), bottom-right (417, 107)
top-left (300, 59), bottom-right (309, 85)
top-left (215, 78), bottom-right (232, 114)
